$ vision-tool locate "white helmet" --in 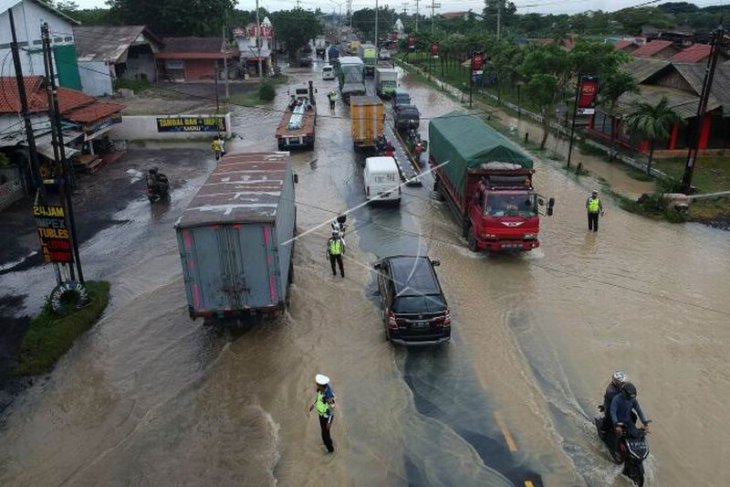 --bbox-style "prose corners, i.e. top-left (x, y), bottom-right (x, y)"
top-left (612, 370), bottom-right (627, 384)
top-left (315, 374), bottom-right (330, 386)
